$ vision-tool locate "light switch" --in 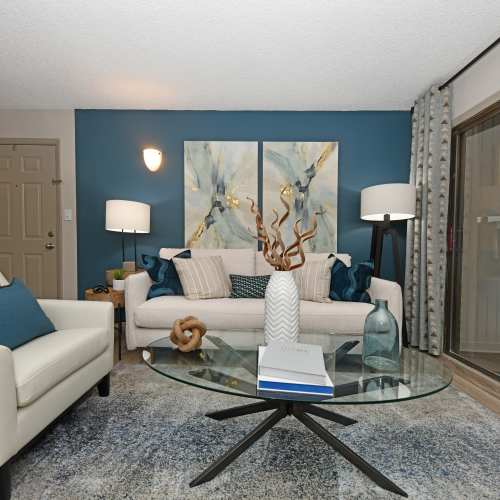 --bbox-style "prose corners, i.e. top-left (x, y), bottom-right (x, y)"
top-left (64, 209), bottom-right (73, 221)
